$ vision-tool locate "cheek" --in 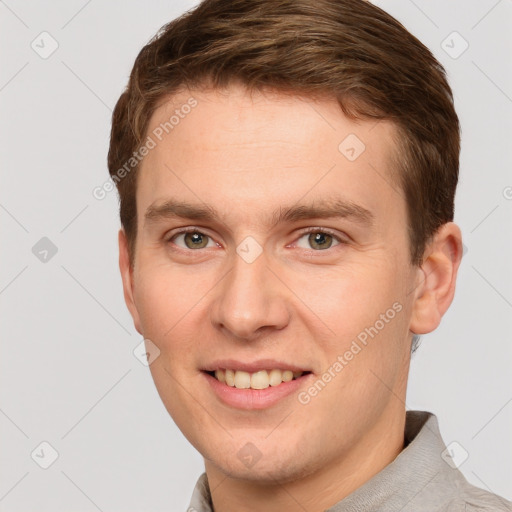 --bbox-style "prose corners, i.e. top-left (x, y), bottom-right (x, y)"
top-left (296, 258), bottom-right (405, 336)
top-left (296, 263), bottom-right (410, 427)
top-left (299, 260), bottom-right (412, 395)
top-left (132, 262), bottom-right (203, 342)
